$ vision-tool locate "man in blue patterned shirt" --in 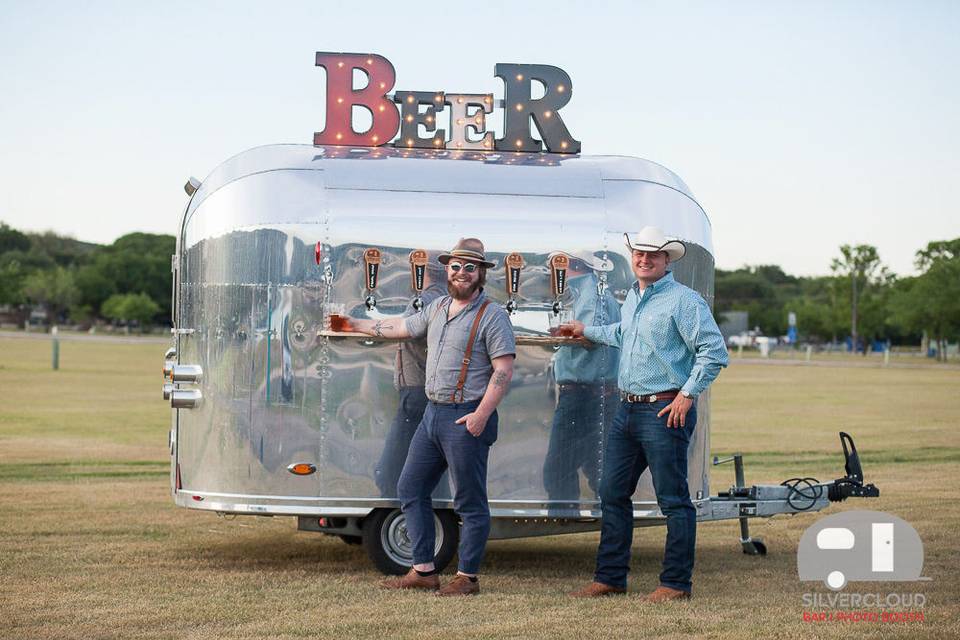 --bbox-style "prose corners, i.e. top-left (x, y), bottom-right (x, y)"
top-left (567, 226), bottom-right (728, 602)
